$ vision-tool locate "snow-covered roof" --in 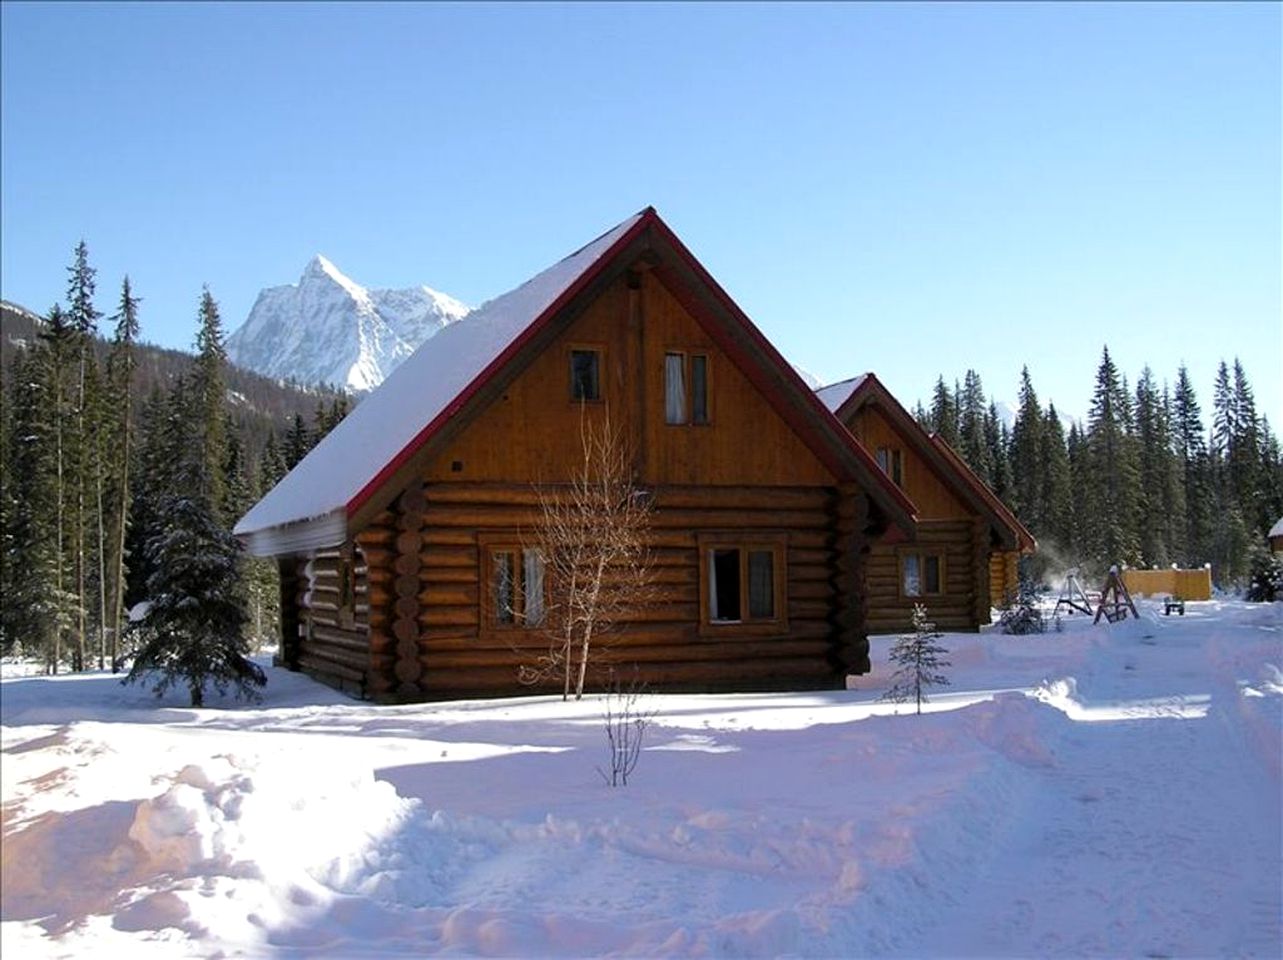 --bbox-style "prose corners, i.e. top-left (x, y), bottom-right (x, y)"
top-left (814, 374), bottom-right (869, 414)
top-left (235, 211), bottom-right (647, 555)
top-left (1270, 517), bottom-right (1283, 539)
